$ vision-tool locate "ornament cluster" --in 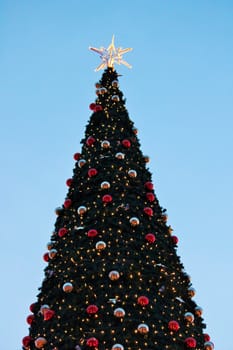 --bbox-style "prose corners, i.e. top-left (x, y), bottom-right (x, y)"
top-left (22, 69), bottom-right (213, 350)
